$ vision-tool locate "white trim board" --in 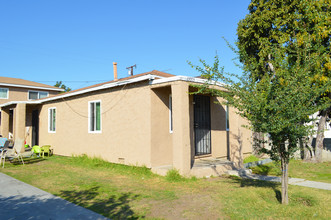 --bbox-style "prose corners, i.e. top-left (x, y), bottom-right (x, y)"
top-left (0, 82), bottom-right (64, 92)
top-left (150, 75), bottom-right (226, 87)
top-left (0, 74), bottom-right (226, 108)
top-left (0, 74), bottom-right (158, 107)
